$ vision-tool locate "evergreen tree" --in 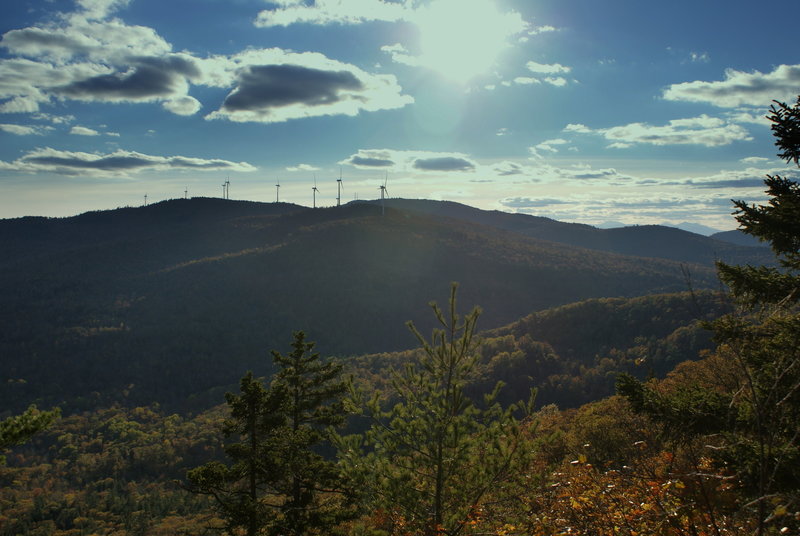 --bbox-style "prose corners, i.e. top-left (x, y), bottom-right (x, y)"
top-left (618, 95), bottom-right (800, 535)
top-left (186, 372), bottom-right (281, 536)
top-left (266, 331), bottom-right (352, 536)
top-left (338, 284), bottom-right (535, 536)
top-left (187, 331), bottom-right (350, 536)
